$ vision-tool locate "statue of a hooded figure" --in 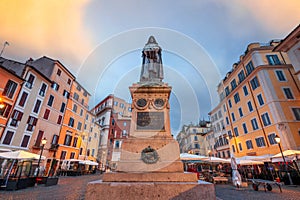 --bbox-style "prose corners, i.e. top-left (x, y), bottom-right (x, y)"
top-left (140, 36), bottom-right (164, 83)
